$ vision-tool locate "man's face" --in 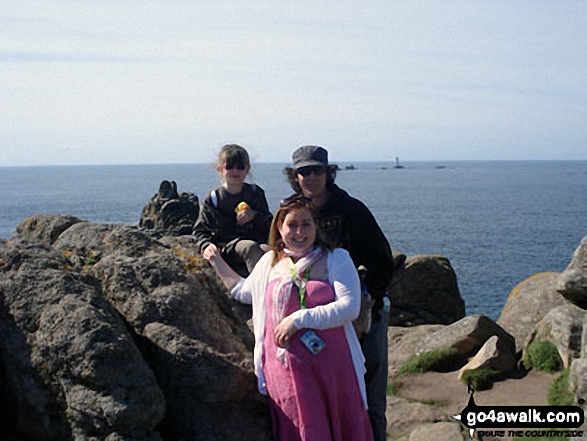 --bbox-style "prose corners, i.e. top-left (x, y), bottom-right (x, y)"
top-left (295, 165), bottom-right (327, 200)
